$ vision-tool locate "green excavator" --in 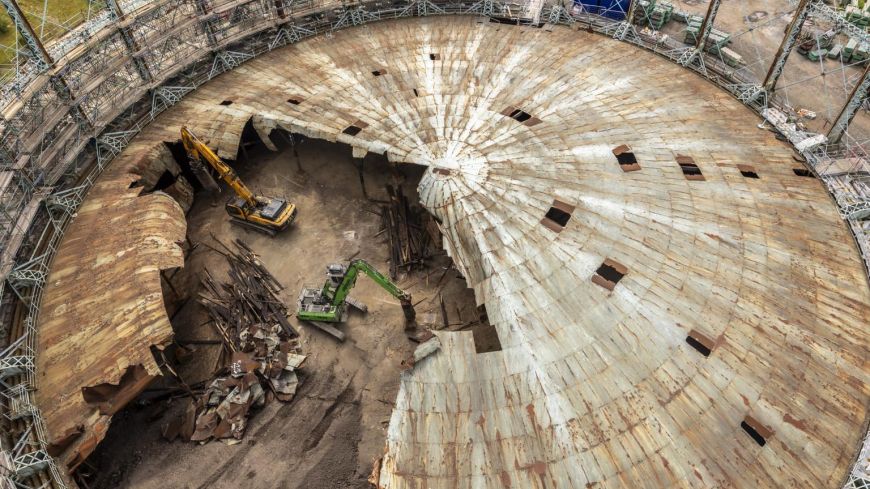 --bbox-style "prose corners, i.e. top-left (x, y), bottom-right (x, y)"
top-left (297, 259), bottom-right (416, 341)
